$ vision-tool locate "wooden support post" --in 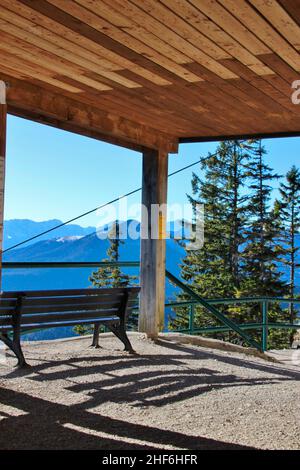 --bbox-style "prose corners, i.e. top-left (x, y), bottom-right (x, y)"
top-left (139, 149), bottom-right (168, 338)
top-left (0, 81), bottom-right (7, 289)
